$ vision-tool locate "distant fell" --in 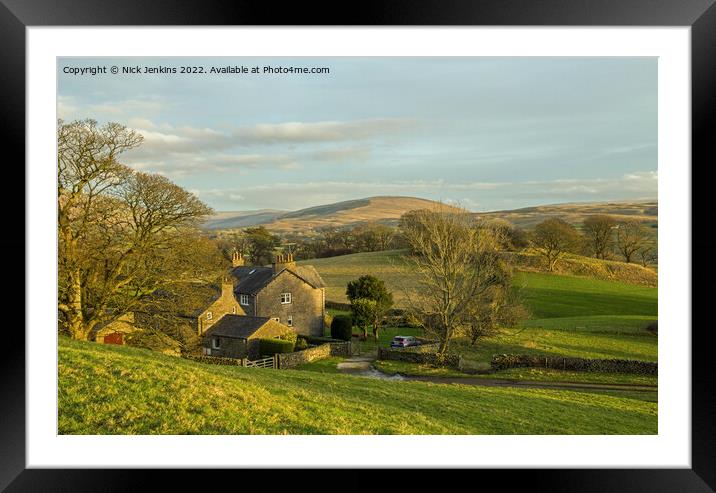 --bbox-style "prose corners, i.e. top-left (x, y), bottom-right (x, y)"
top-left (479, 200), bottom-right (657, 230)
top-left (203, 196), bottom-right (461, 233)
top-left (202, 197), bottom-right (658, 233)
